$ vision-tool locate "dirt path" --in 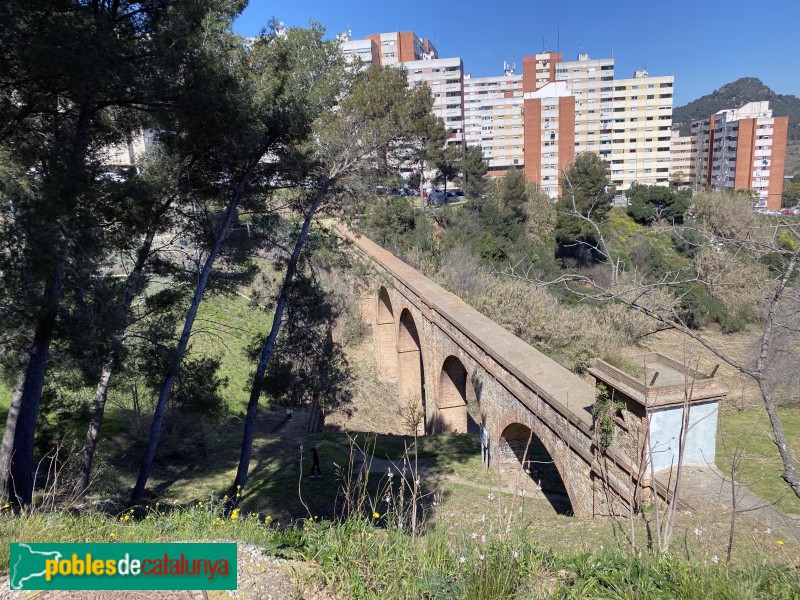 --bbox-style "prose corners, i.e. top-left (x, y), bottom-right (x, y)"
top-left (673, 466), bottom-right (800, 544)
